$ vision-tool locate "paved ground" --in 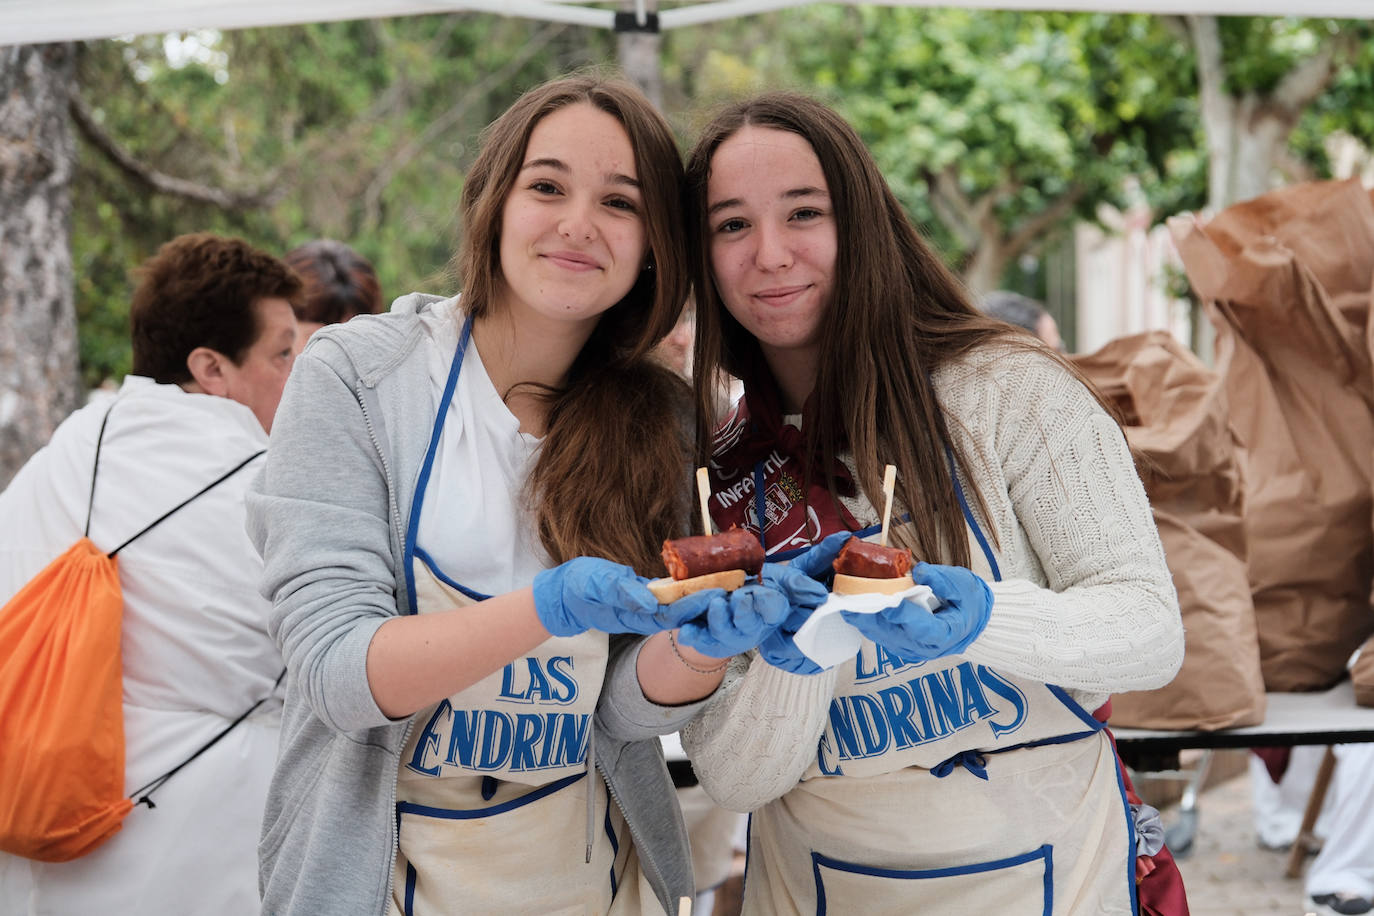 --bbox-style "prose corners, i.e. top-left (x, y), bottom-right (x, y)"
top-left (1164, 768), bottom-right (1314, 916)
